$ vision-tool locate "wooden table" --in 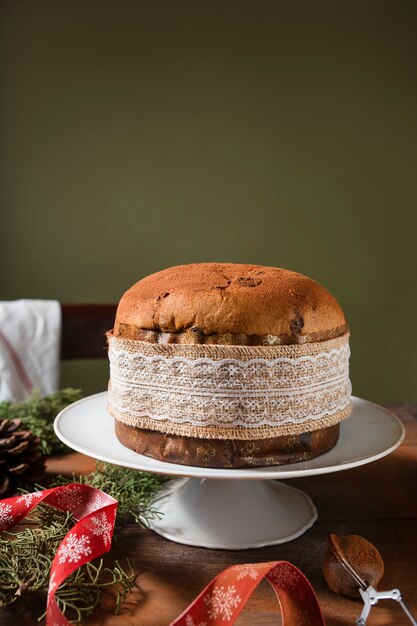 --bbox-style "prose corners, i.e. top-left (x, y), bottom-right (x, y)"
top-left (1, 404), bottom-right (416, 625)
